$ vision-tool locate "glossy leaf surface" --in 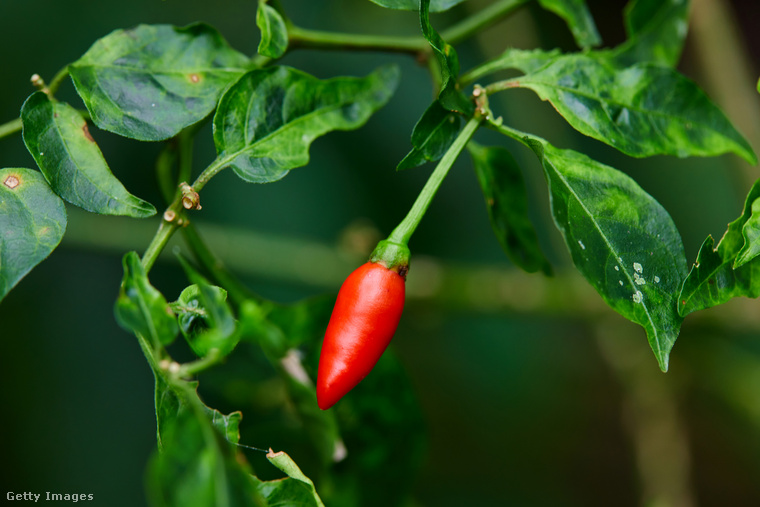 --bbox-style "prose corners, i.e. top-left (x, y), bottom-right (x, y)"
top-left (611, 0), bottom-right (691, 67)
top-left (0, 168), bottom-right (66, 303)
top-left (257, 0), bottom-right (288, 58)
top-left (70, 23), bottom-right (249, 141)
top-left (398, 100), bottom-right (461, 170)
top-left (467, 142), bottom-right (551, 274)
top-left (420, 0), bottom-right (472, 113)
top-left (536, 0), bottom-right (601, 49)
top-left (114, 251), bottom-right (178, 346)
top-left (515, 55), bottom-right (756, 163)
top-left (21, 92), bottom-right (155, 217)
top-left (679, 180), bottom-right (760, 316)
top-left (213, 65), bottom-right (399, 183)
top-left (524, 136), bottom-right (687, 371)
top-left (369, 0), bottom-right (466, 12)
